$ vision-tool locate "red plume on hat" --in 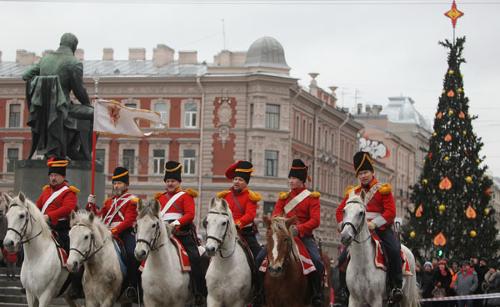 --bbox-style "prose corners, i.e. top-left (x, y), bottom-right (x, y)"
top-left (225, 160), bottom-right (253, 183)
